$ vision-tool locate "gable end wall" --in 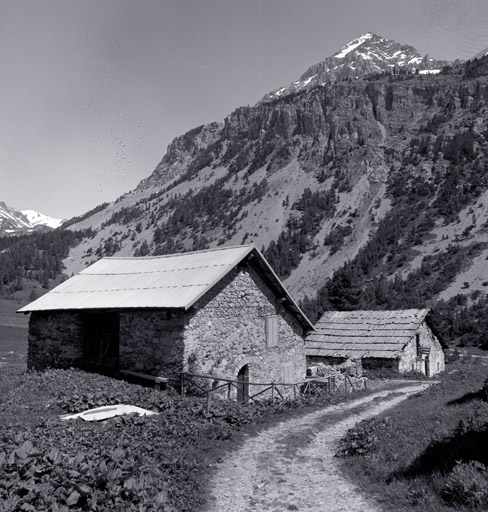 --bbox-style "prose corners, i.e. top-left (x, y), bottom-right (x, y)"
top-left (183, 265), bottom-right (306, 384)
top-left (398, 320), bottom-right (445, 375)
